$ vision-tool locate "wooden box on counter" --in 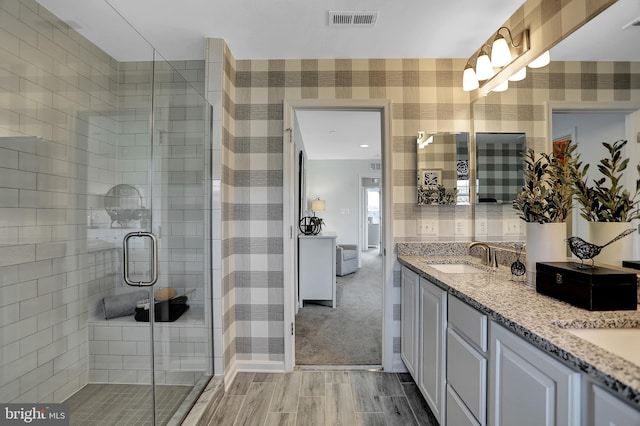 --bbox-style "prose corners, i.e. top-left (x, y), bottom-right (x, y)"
top-left (536, 262), bottom-right (637, 311)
